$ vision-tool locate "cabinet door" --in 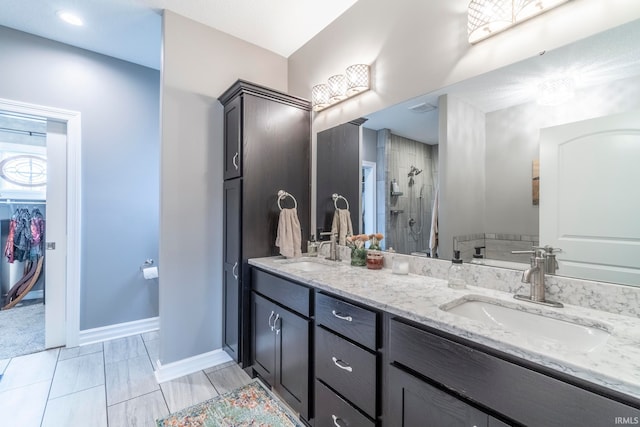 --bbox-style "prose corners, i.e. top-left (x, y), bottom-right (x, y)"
top-left (223, 178), bottom-right (241, 360)
top-left (275, 305), bottom-right (310, 420)
top-left (388, 365), bottom-right (488, 427)
top-left (224, 95), bottom-right (242, 180)
top-left (251, 293), bottom-right (276, 385)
